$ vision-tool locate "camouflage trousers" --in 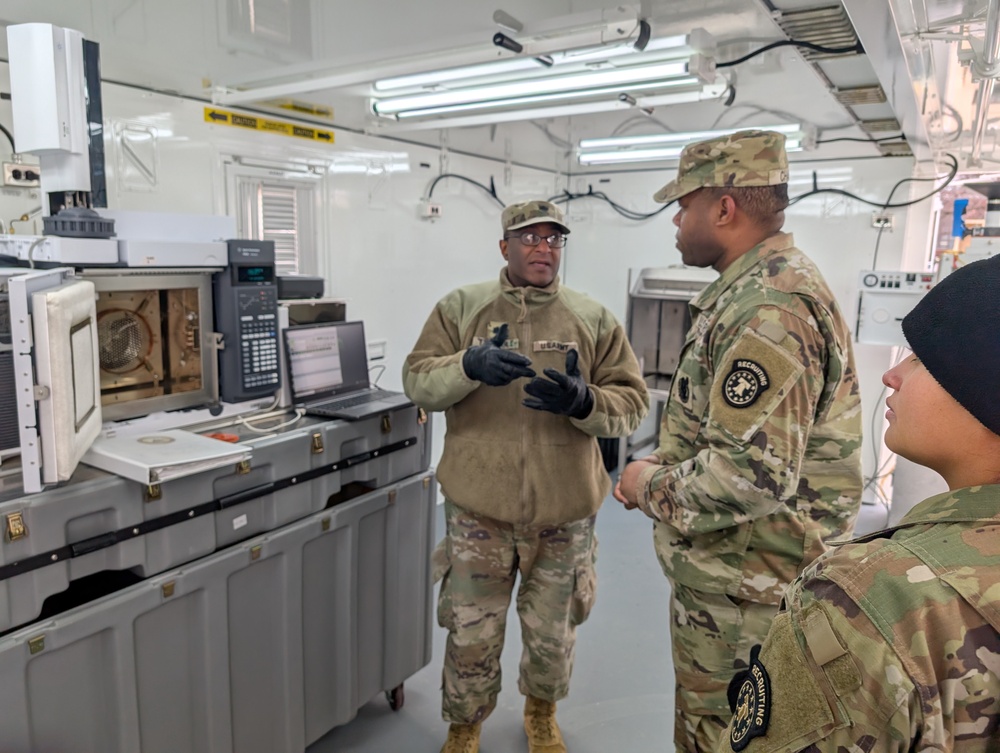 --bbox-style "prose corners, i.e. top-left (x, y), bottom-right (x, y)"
top-left (668, 582), bottom-right (777, 753)
top-left (435, 500), bottom-right (598, 725)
